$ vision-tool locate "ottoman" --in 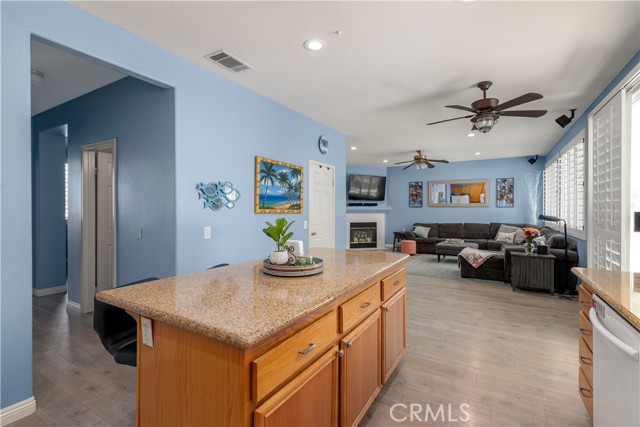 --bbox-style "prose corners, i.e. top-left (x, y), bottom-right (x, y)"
top-left (400, 240), bottom-right (417, 255)
top-left (459, 251), bottom-right (505, 281)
